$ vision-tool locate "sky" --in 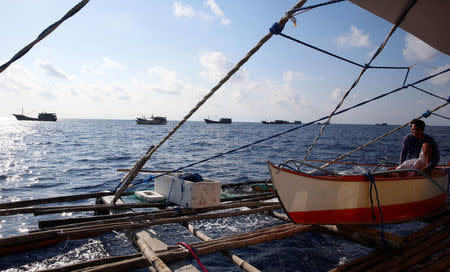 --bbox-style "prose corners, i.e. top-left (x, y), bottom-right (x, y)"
top-left (0, 0), bottom-right (449, 125)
